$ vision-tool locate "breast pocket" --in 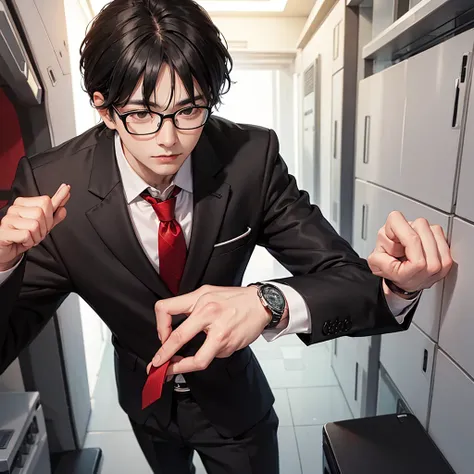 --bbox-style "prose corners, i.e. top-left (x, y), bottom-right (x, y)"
top-left (211, 226), bottom-right (252, 257)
